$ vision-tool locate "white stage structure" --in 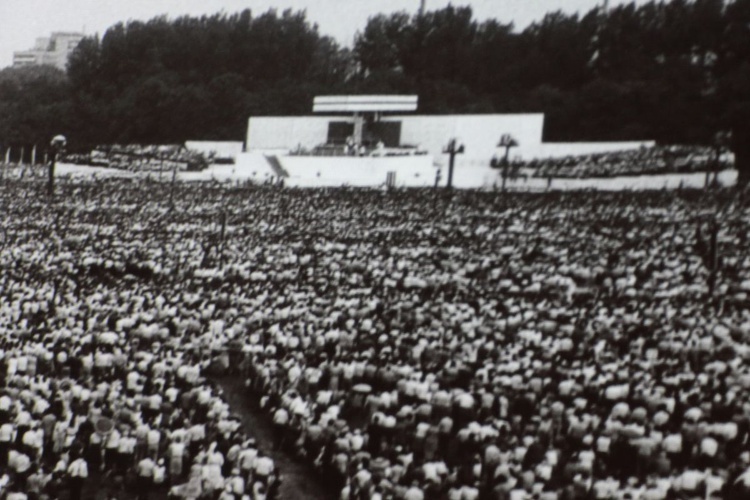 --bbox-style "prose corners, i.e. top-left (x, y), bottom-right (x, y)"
top-left (242, 95), bottom-right (654, 188)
